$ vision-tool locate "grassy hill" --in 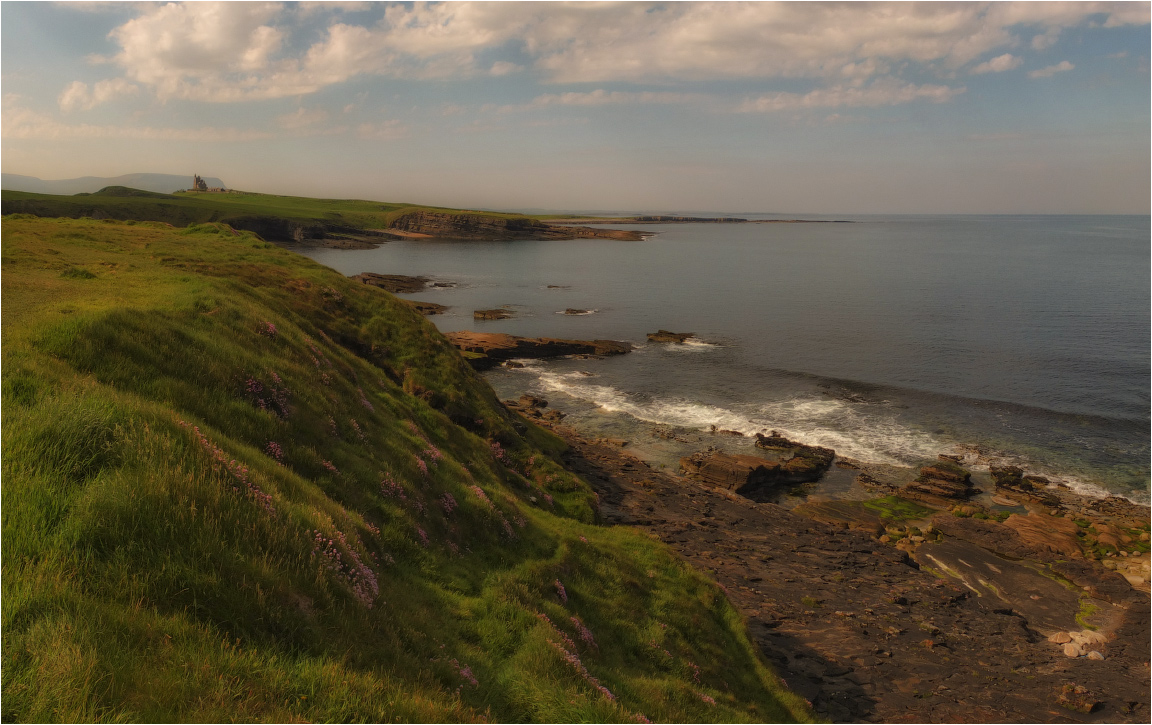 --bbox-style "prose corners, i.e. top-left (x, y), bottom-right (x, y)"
top-left (1, 214), bottom-right (812, 722)
top-left (0, 188), bottom-right (544, 242)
